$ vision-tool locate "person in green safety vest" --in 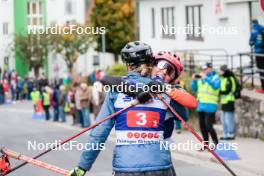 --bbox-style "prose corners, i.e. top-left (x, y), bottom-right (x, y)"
top-left (191, 62), bottom-right (221, 150)
top-left (219, 65), bottom-right (236, 140)
top-left (41, 87), bottom-right (51, 120)
top-left (30, 87), bottom-right (40, 112)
